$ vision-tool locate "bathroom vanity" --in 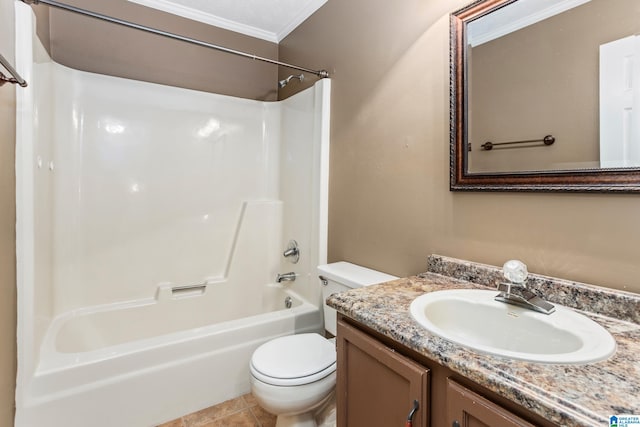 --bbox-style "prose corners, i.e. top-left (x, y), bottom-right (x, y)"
top-left (337, 318), bottom-right (544, 426)
top-left (328, 255), bottom-right (640, 427)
